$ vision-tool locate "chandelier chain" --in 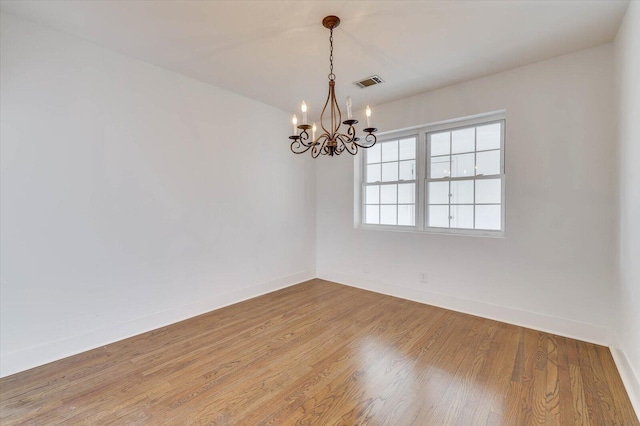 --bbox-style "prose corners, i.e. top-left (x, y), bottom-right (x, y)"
top-left (328, 28), bottom-right (335, 81)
